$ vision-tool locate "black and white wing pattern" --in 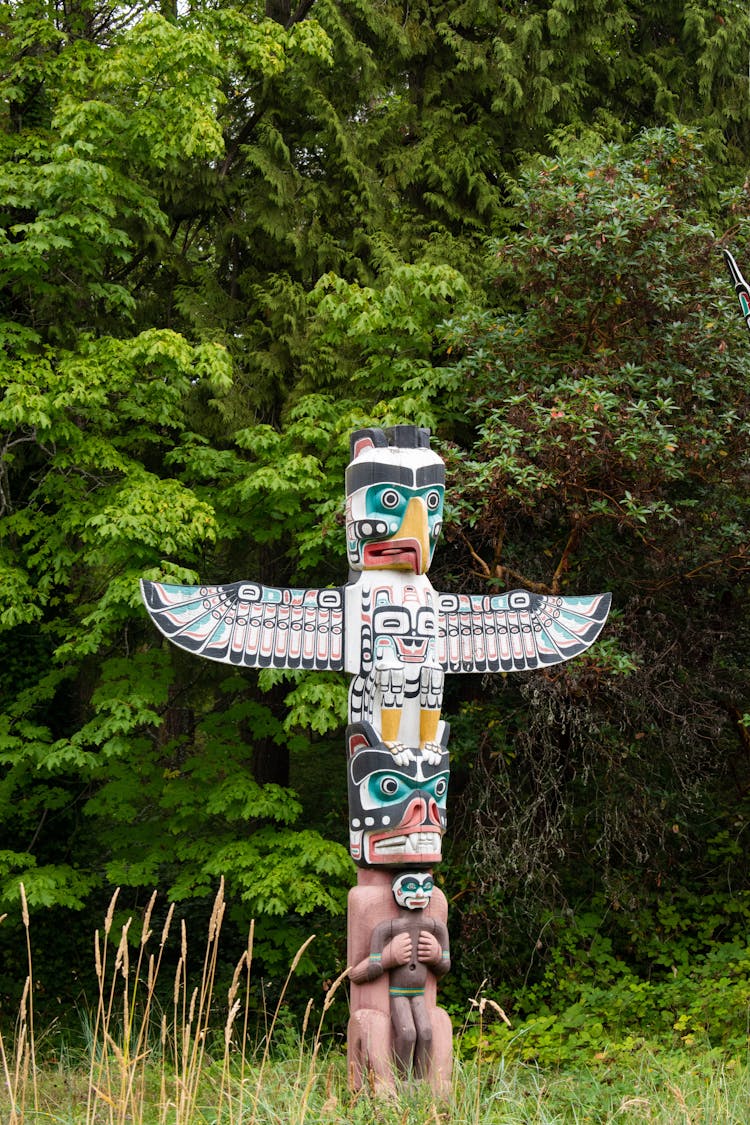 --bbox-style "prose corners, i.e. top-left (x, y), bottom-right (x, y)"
top-left (140, 580), bottom-right (345, 670)
top-left (723, 249), bottom-right (750, 334)
top-left (437, 589), bottom-right (611, 674)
